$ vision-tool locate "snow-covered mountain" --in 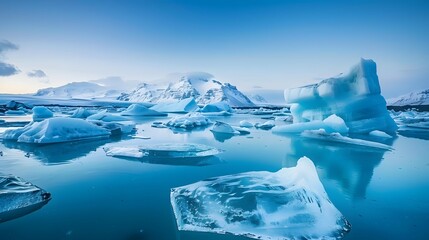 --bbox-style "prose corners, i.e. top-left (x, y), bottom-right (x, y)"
top-left (35, 77), bottom-right (138, 99)
top-left (119, 72), bottom-right (255, 107)
top-left (387, 89), bottom-right (429, 106)
top-left (243, 89), bottom-right (287, 106)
